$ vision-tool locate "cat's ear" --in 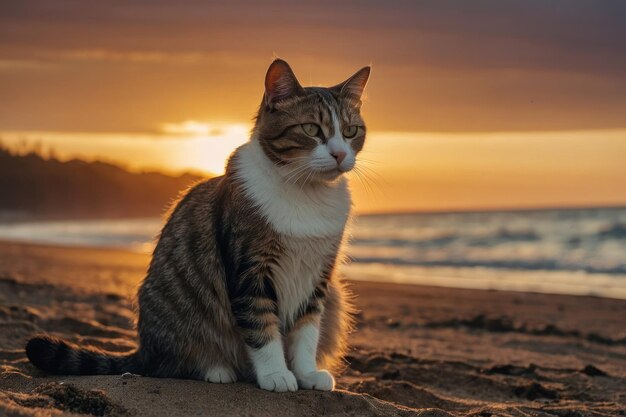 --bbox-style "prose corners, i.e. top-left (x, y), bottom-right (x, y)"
top-left (264, 59), bottom-right (304, 107)
top-left (331, 66), bottom-right (371, 101)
